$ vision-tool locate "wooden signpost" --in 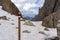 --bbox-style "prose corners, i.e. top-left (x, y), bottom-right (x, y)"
top-left (18, 12), bottom-right (21, 40)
